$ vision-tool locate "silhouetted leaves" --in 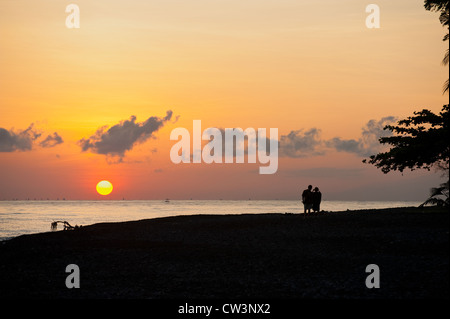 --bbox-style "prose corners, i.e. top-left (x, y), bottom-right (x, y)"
top-left (363, 104), bottom-right (449, 174)
top-left (420, 180), bottom-right (449, 207)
